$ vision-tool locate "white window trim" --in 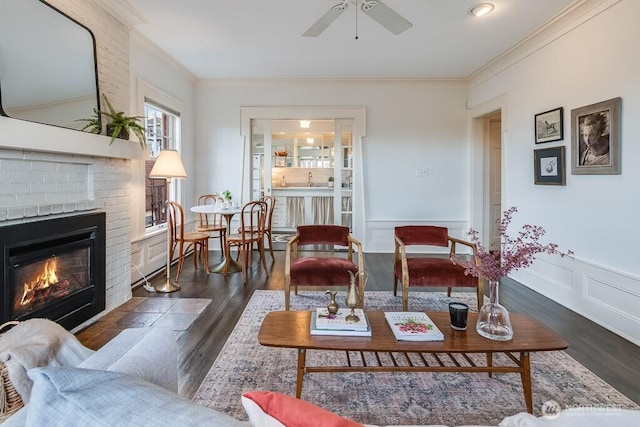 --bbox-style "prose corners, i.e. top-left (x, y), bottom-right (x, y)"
top-left (132, 78), bottom-right (184, 239)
